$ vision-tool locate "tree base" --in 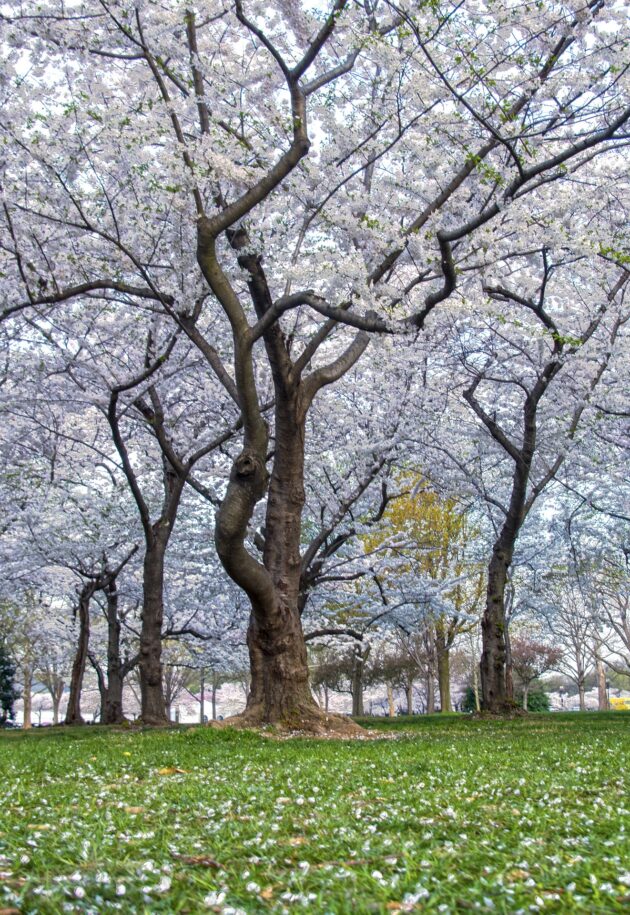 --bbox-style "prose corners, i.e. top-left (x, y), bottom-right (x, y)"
top-left (474, 703), bottom-right (528, 719)
top-left (220, 703), bottom-right (366, 737)
top-left (135, 714), bottom-right (171, 727)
